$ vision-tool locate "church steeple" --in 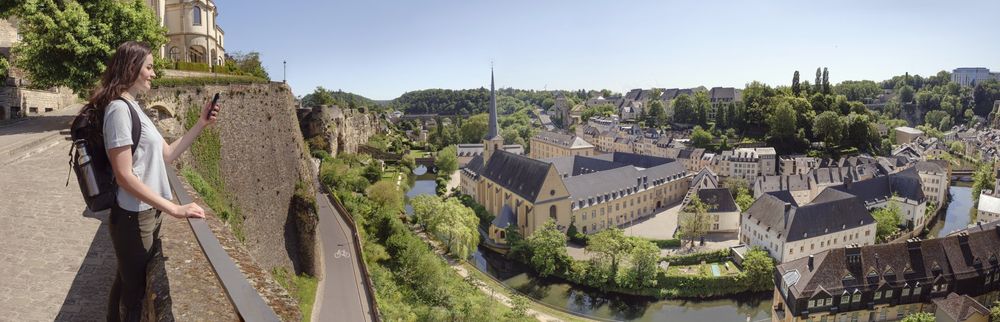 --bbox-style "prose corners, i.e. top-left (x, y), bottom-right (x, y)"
top-left (486, 67), bottom-right (500, 140)
top-left (483, 66), bottom-right (504, 168)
